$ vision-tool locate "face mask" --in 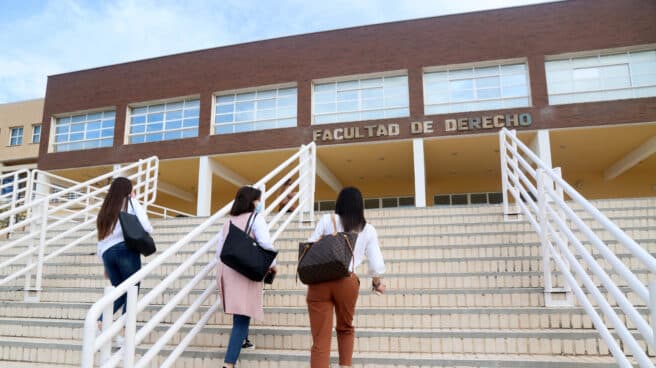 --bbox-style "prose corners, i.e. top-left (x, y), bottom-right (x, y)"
top-left (255, 202), bottom-right (264, 213)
